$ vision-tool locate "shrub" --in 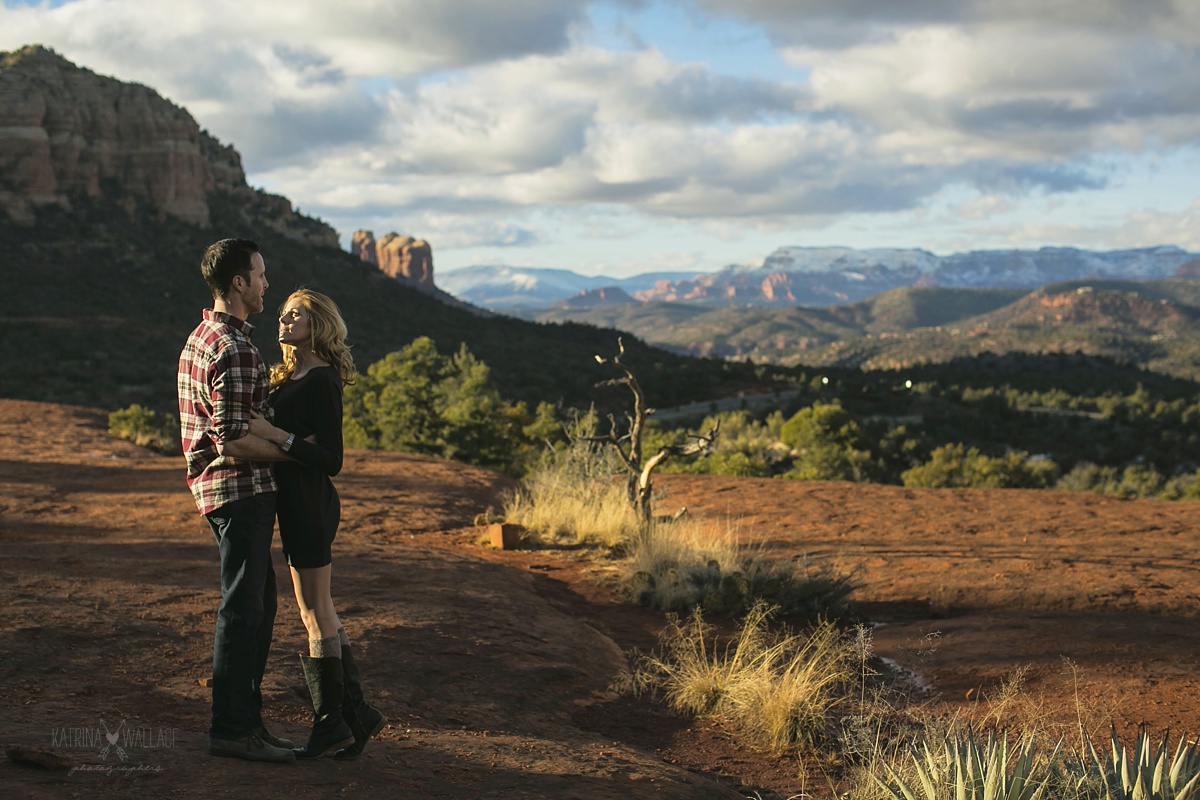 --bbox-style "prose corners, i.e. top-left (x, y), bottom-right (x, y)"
top-left (623, 518), bottom-right (855, 619)
top-left (671, 450), bottom-right (774, 477)
top-left (869, 727), bottom-right (1200, 800)
top-left (1057, 461), bottom-right (1177, 499)
top-left (108, 404), bottom-right (179, 454)
top-left (1077, 727), bottom-right (1200, 800)
top-left (1056, 462), bottom-right (1121, 494)
top-left (658, 410), bottom-right (789, 477)
top-left (786, 442), bottom-right (874, 482)
top-left (1160, 469), bottom-right (1200, 500)
top-left (902, 444), bottom-right (1060, 489)
top-left (873, 730), bottom-right (1051, 800)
